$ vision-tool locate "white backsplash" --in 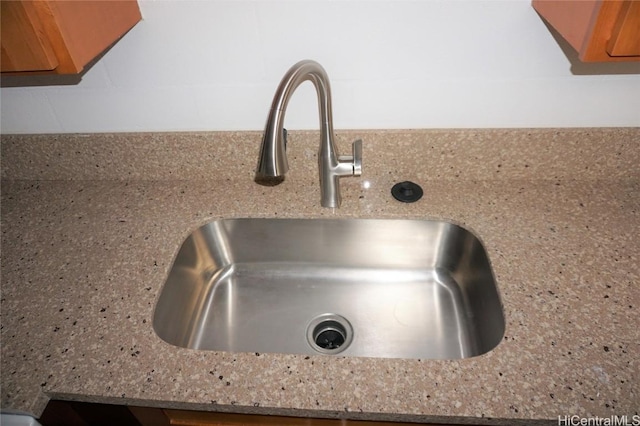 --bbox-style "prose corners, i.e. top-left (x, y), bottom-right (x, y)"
top-left (1, 0), bottom-right (639, 133)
